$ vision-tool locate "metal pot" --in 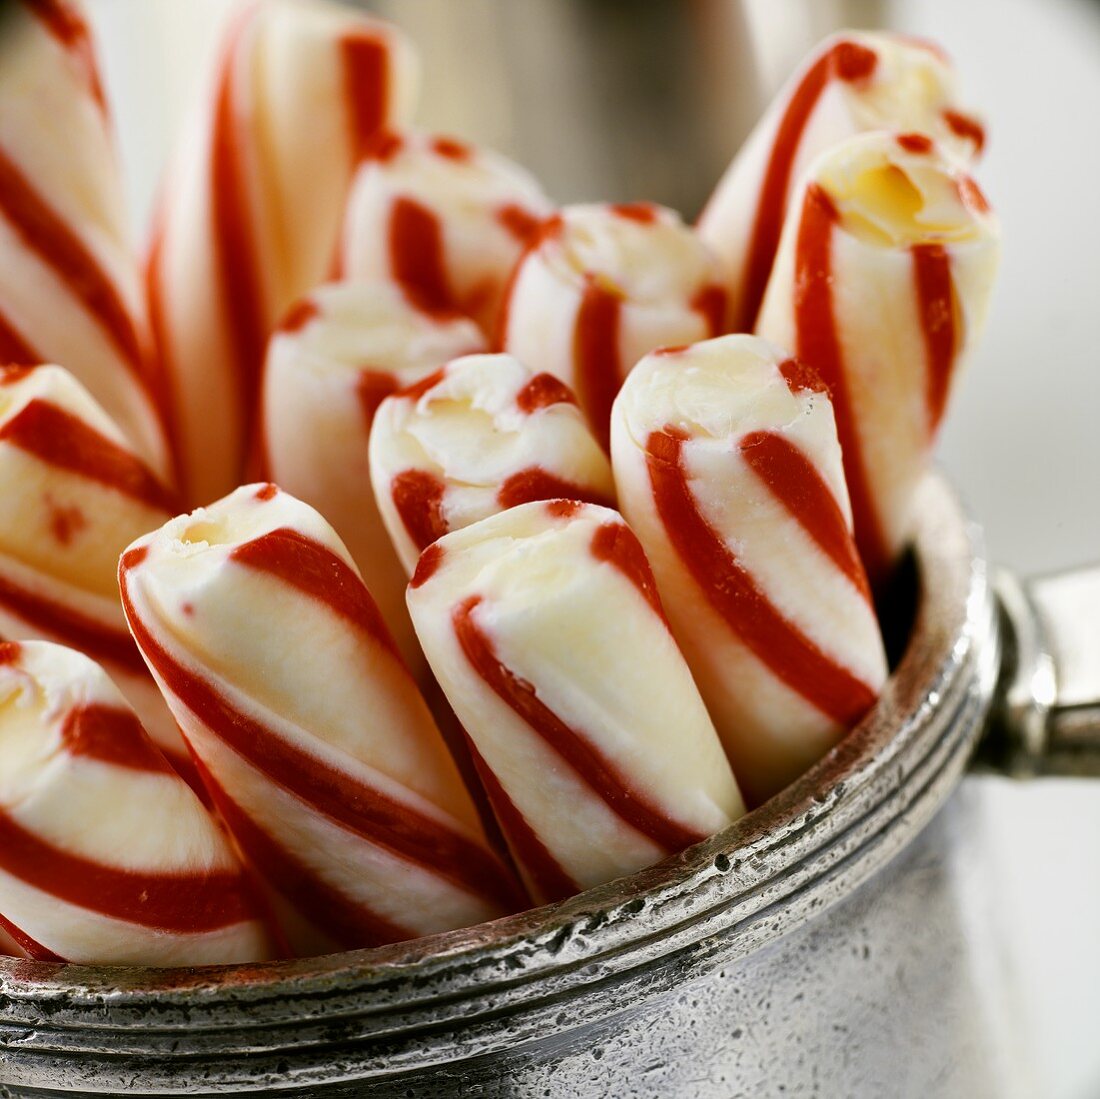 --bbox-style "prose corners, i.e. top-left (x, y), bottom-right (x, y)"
top-left (2, 472), bottom-right (1095, 1096)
